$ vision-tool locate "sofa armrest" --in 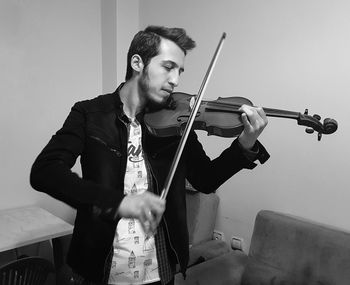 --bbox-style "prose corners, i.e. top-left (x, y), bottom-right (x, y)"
top-left (242, 210), bottom-right (350, 285)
